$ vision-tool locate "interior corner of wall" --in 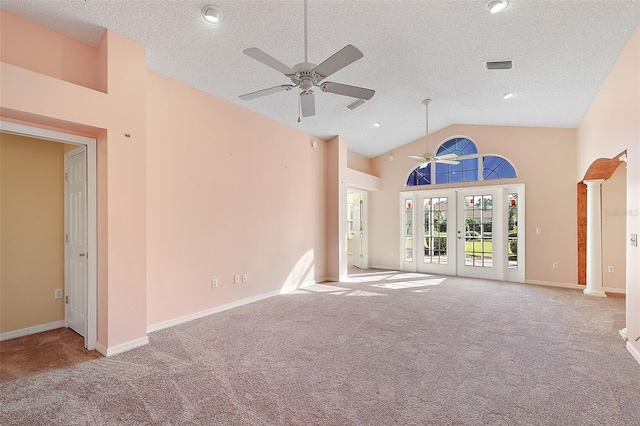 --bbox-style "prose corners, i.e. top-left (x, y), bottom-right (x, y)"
top-left (96, 31), bottom-right (108, 94)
